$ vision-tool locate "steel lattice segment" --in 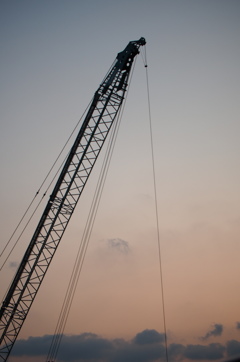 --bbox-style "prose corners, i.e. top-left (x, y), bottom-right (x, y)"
top-left (0, 37), bottom-right (146, 361)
